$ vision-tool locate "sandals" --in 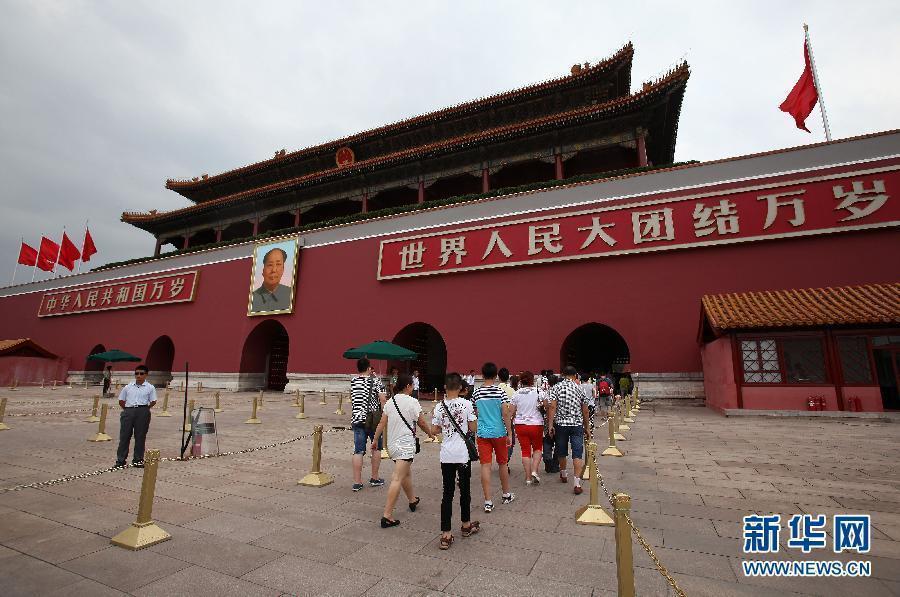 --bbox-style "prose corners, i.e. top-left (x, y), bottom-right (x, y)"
top-left (439, 534), bottom-right (454, 550)
top-left (409, 497), bottom-right (420, 512)
top-left (461, 521), bottom-right (480, 537)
